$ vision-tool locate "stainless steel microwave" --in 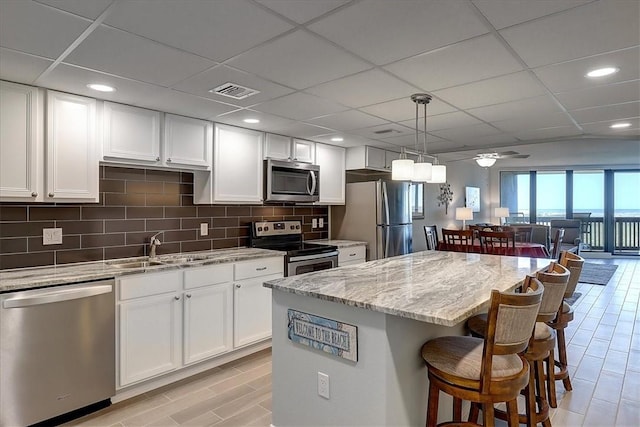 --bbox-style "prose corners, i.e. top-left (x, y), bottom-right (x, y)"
top-left (265, 159), bottom-right (319, 203)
